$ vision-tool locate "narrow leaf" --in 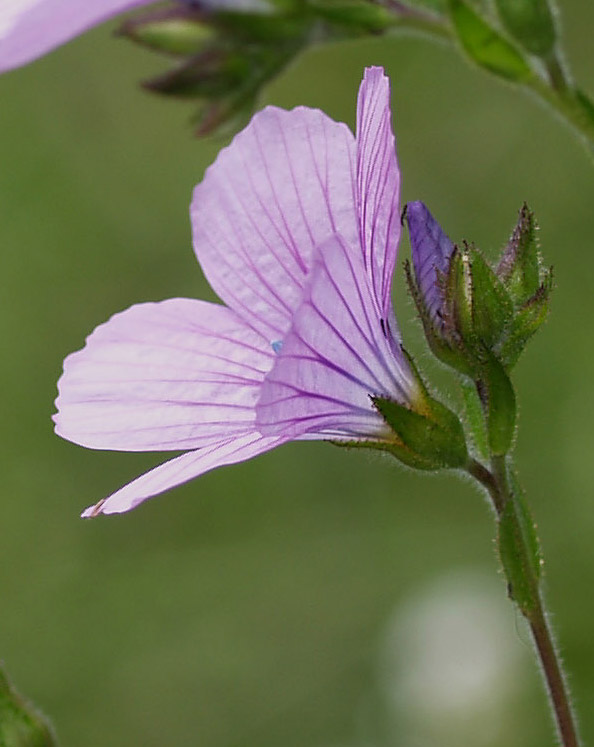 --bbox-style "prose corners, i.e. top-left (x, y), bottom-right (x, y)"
top-left (460, 378), bottom-right (489, 460)
top-left (449, 0), bottom-right (532, 81)
top-left (498, 468), bottom-right (542, 616)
